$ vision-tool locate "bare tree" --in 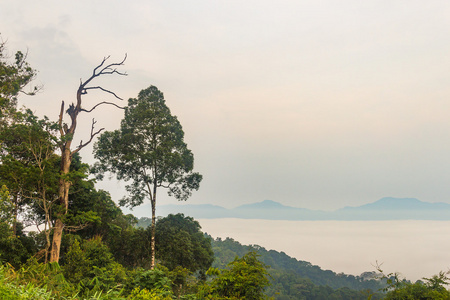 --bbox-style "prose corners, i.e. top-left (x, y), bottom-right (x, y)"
top-left (50, 55), bottom-right (127, 263)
